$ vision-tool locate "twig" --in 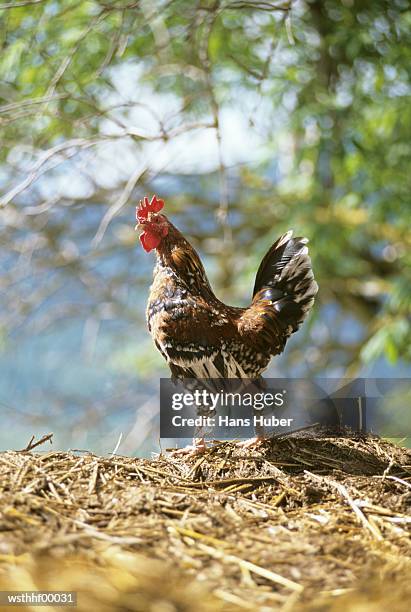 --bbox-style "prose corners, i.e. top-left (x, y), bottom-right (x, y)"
top-left (91, 163), bottom-right (146, 248)
top-left (376, 474), bottom-right (411, 490)
top-left (214, 589), bottom-right (255, 609)
top-left (0, 94), bottom-right (67, 115)
top-left (88, 462), bottom-right (99, 495)
top-left (225, 1), bottom-right (291, 11)
top-left (0, 138), bottom-right (103, 208)
top-left (197, 542), bottom-right (304, 592)
top-left (110, 432), bottom-right (123, 456)
top-left (19, 433), bottom-right (53, 452)
top-left (285, 12), bottom-right (295, 45)
top-left (173, 526), bottom-right (228, 548)
top-left (305, 471), bottom-right (383, 541)
top-left (43, 12), bottom-right (106, 107)
top-left (381, 457), bottom-right (395, 480)
top-left (0, 0), bottom-right (46, 8)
